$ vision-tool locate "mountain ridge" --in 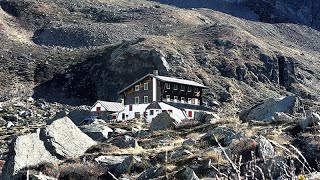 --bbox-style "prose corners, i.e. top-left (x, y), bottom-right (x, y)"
top-left (0, 0), bottom-right (319, 112)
